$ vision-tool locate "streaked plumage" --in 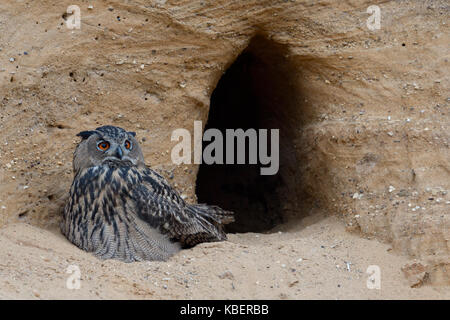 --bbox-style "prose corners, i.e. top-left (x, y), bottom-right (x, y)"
top-left (61, 125), bottom-right (233, 262)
